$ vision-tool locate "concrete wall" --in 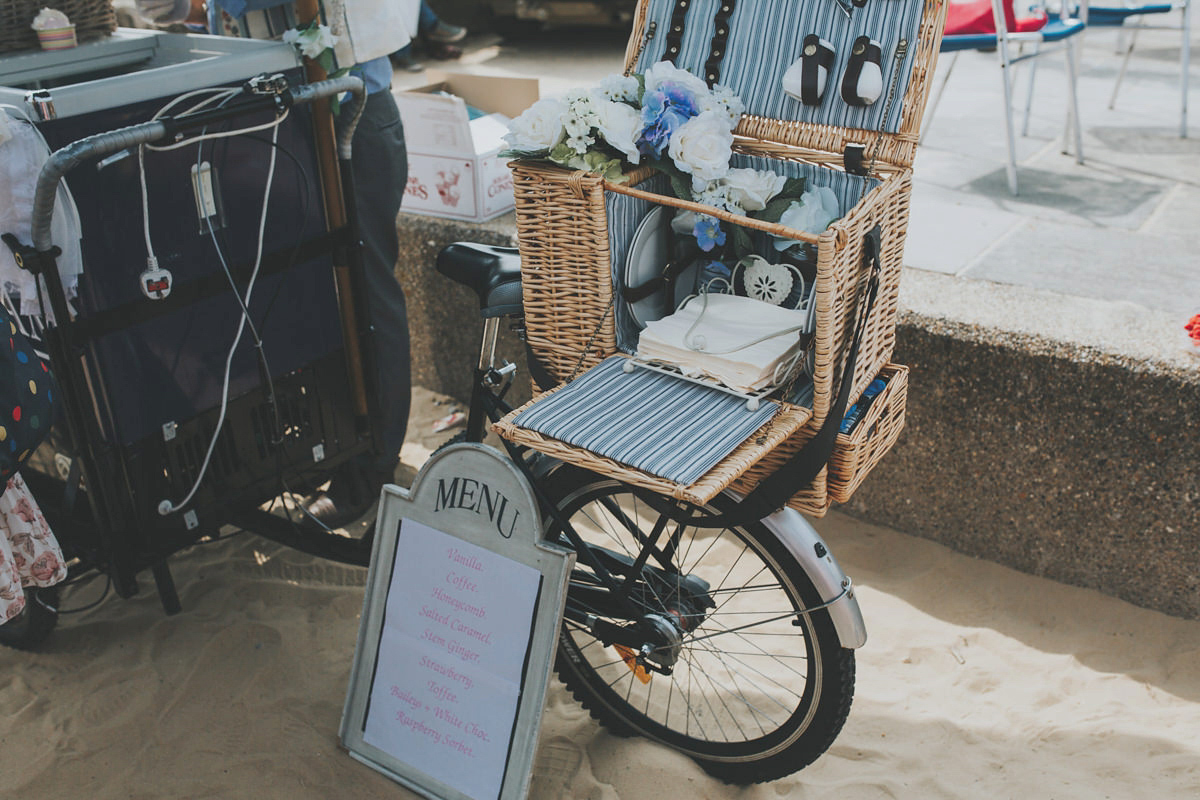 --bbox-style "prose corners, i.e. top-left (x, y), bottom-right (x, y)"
top-left (846, 315), bottom-right (1200, 619)
top-left (396, 213), bottom-right (1200, 619)
top-left (394, 211), bottom-right (531, 409)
